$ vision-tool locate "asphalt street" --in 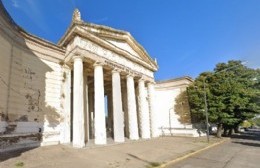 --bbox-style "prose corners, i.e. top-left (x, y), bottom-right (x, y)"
top-left (167, 129), bottom-right (260, 168)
